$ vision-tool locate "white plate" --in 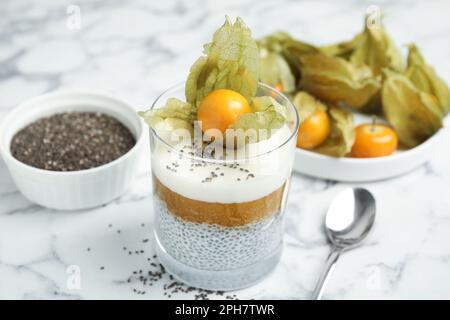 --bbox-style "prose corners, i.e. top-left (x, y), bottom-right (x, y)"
top-left (293, 113), bottom-right (449, 182)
